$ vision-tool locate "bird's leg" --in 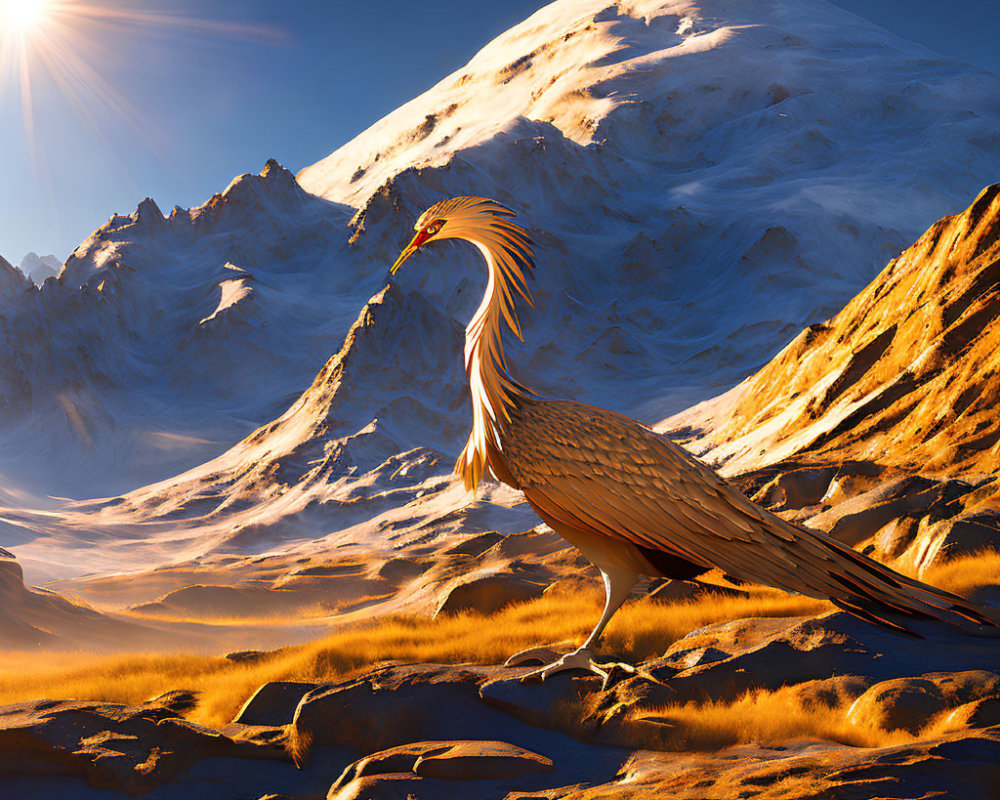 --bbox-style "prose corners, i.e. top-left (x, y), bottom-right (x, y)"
top-left (508, 565), bottom-right (639, 682)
